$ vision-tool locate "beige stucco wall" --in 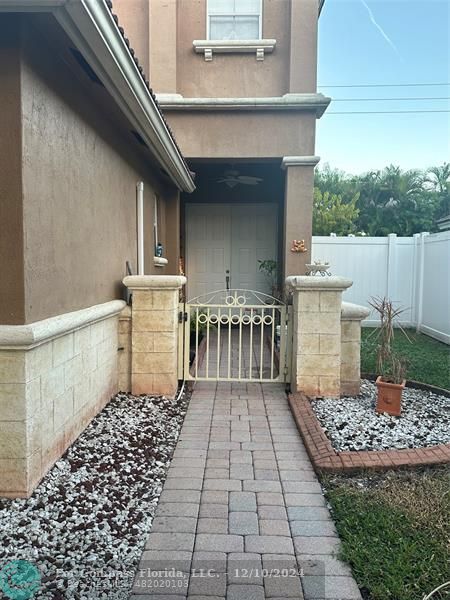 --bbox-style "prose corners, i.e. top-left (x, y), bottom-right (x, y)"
top-left (164, 111), bottom-right (316, 159)
top-left (111, 0), bottom-right (320, 277)
top-left (112, 0), bottom-right (150, 79)
top-left (113, 0), bottom-right (319, 98)
top-left (175, 0), bottom-right (291, 98)
top-left (149, 0), bottom-right (178, 93)
top-left (289, 0), bottom-right (319, 93)
top-left (14, 19), bottom-right (179, 325)
top-left (0, 18), bottom-right (25, 325)
top-left (284, 165), bottom-right (315, 277)
top-left (164, 191), bottom-right (181, 273)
